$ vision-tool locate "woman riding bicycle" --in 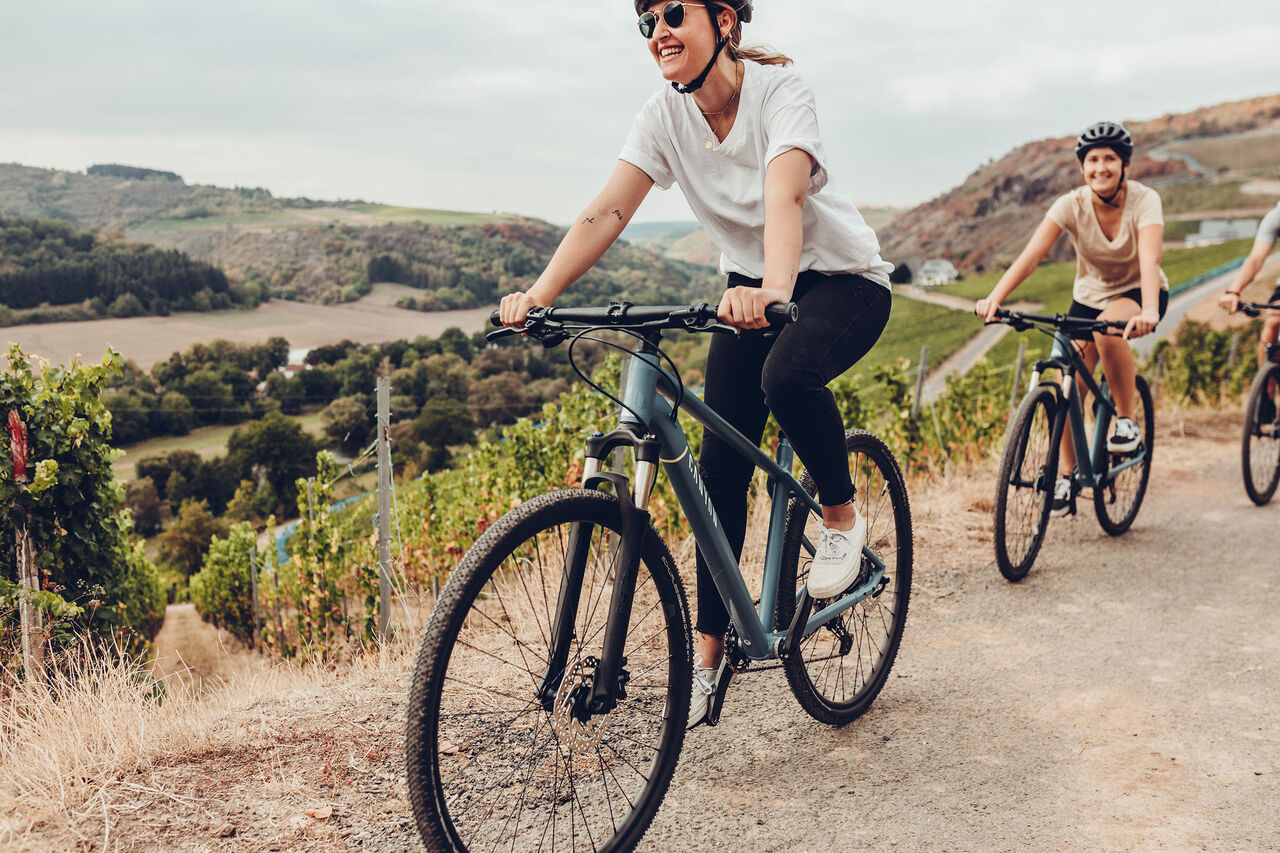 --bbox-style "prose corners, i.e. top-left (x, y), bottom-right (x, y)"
top-left (1218, 200), bottom-right (1280, 393)
top-left (975, 121), bottom-right (1167, 515)
top-left (499, 0), bottom-right (893, 727)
